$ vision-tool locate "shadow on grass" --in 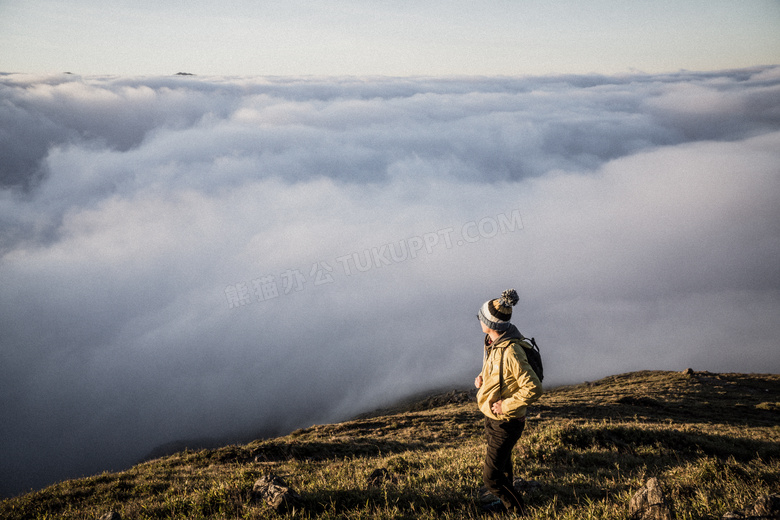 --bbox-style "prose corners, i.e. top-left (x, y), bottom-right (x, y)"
top-left (294, 486), bottom-right (481, 519)
top-left (185, 437), bottom-right (447, 466)
top-left (533, 395), bottom-right (780, 429)
top-left (535, 371), bottom-right (780, 429)
top-left (525, 422), bottom-right (780, 463)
